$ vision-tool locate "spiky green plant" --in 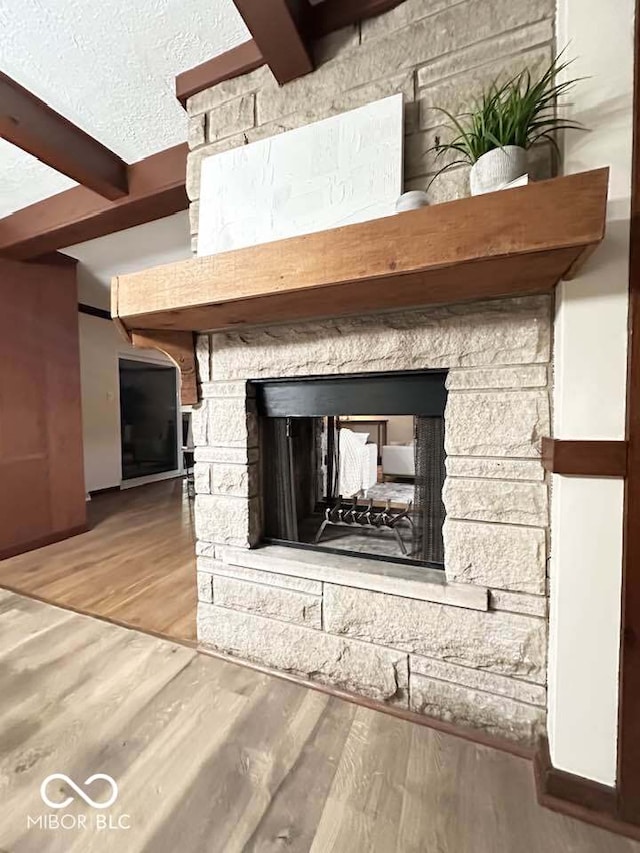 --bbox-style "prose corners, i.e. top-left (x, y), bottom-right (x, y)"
top-left (427, 53), bottom-right (586, 186)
